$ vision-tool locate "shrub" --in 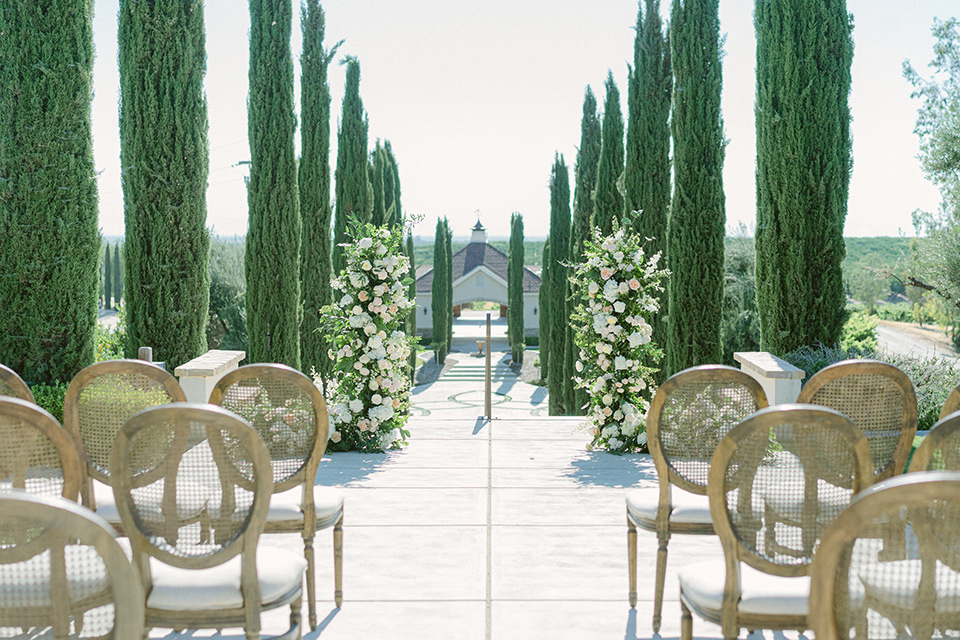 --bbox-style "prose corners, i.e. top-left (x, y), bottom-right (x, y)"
top-left (839, 312), bottom-right (878, 353)
top-left (29, 381), bottom-right (69, 423)
top-left (95, 305), bottom-right (126, 362)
